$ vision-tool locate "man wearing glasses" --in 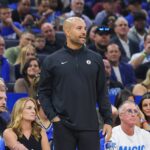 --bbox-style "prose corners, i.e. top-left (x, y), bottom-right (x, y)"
top-left (109, 100), bottom-right (150, 150)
